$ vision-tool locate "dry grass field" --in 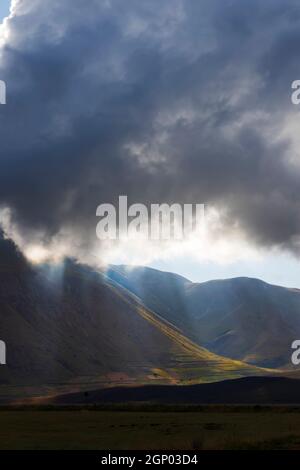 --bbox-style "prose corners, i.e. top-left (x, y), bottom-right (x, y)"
top-left (1, 407), bottom-right (300, 450)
